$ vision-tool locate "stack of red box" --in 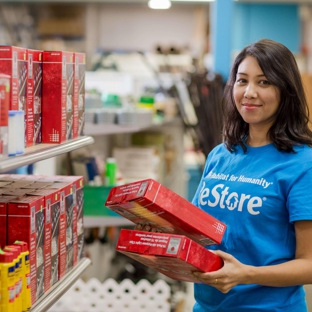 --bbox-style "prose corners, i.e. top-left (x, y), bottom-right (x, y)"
top-left (105, 178), bottom-right (227, 282)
